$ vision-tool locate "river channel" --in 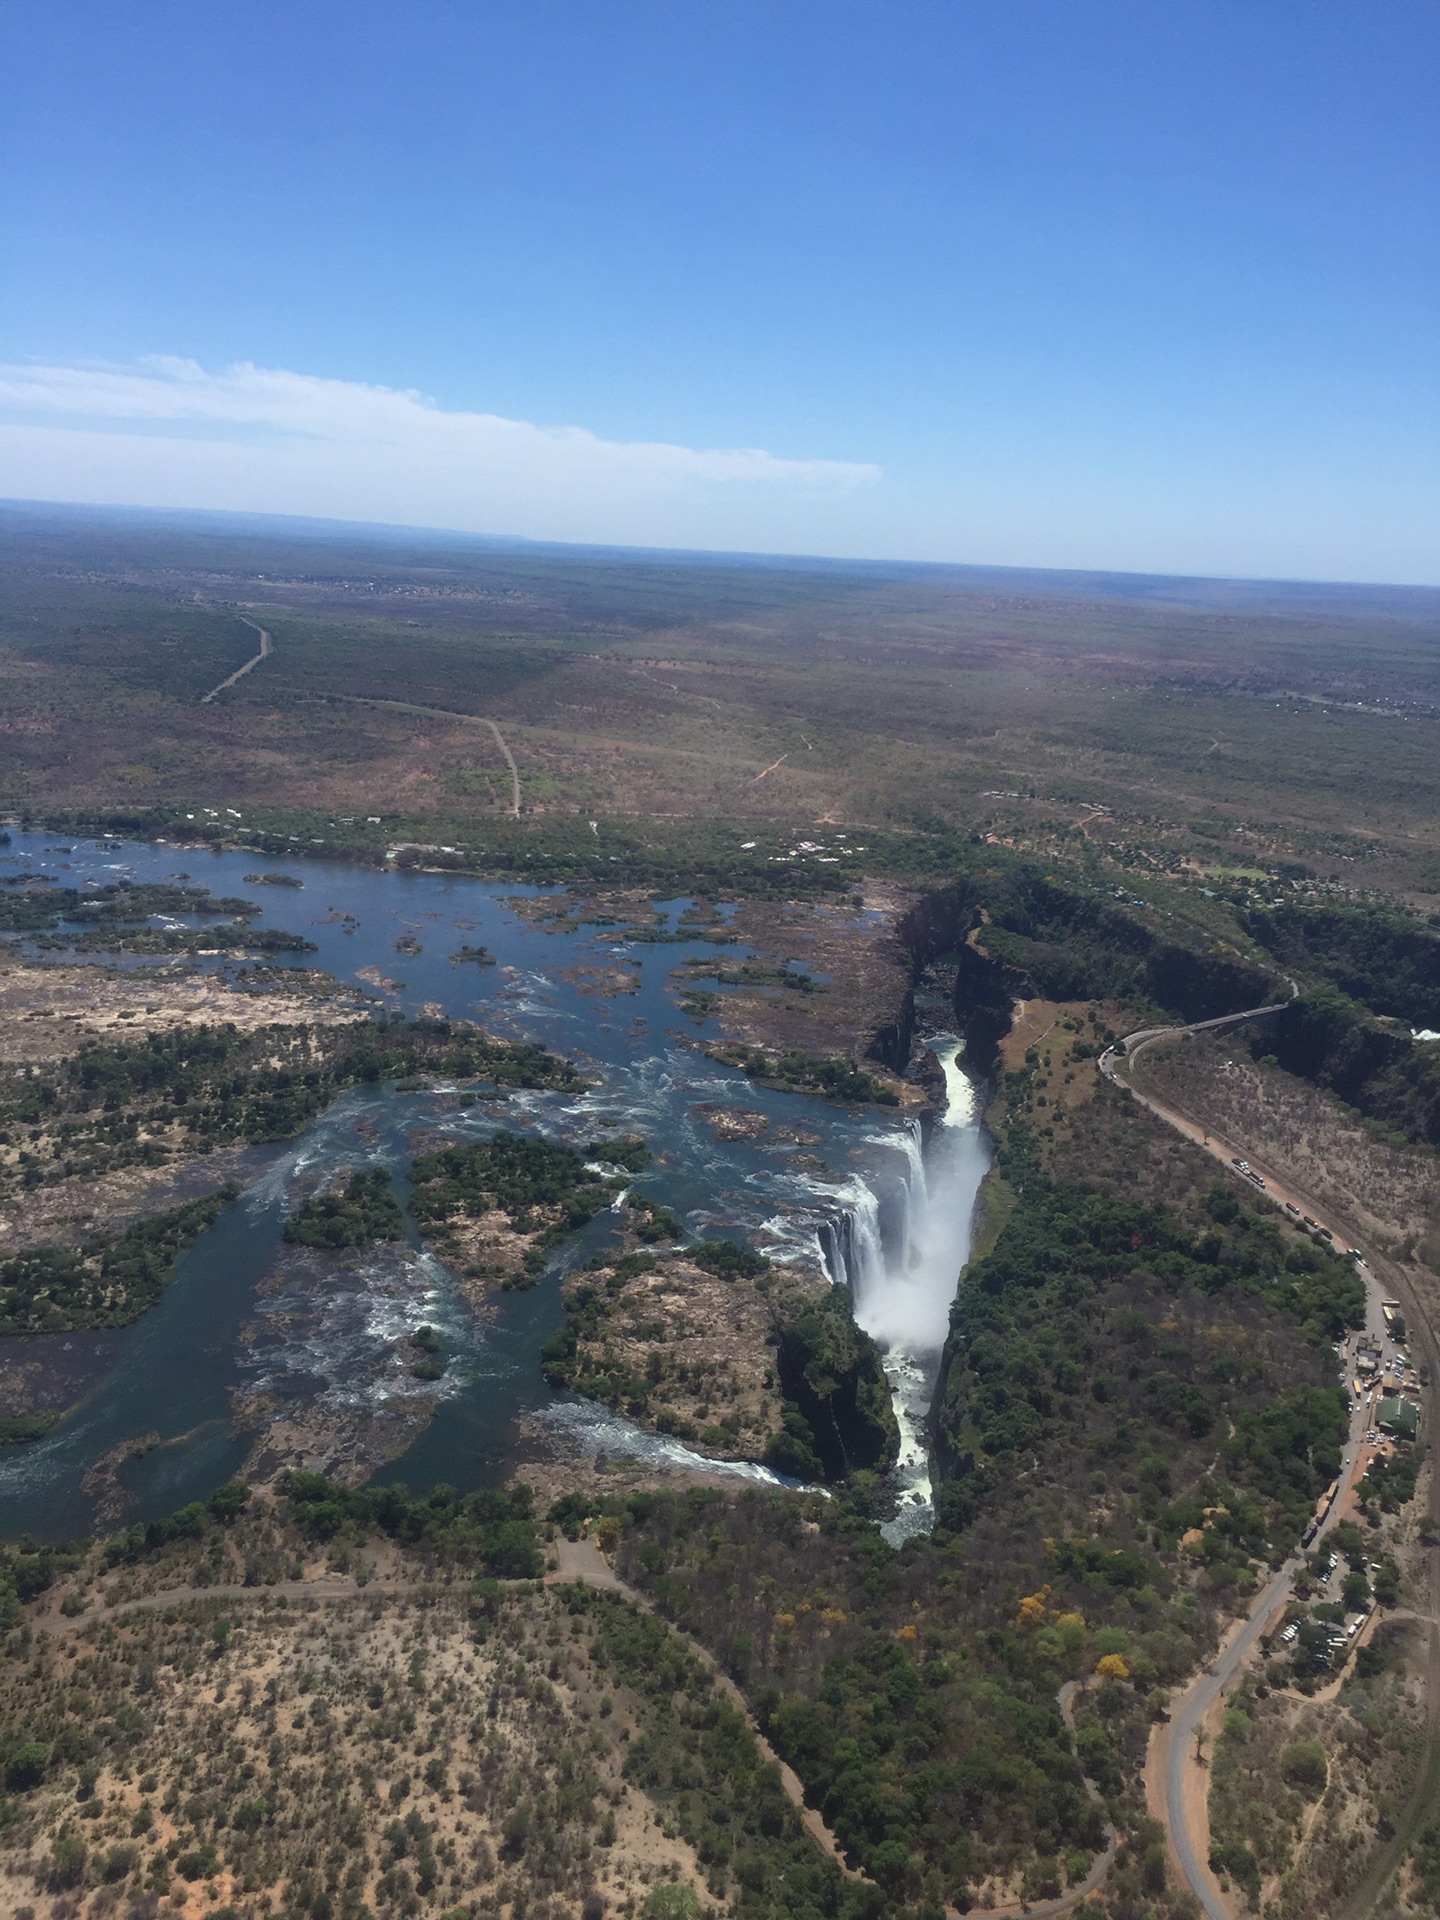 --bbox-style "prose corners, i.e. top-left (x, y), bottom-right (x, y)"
top-left (0, 830), bottom-right (990, 1540)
